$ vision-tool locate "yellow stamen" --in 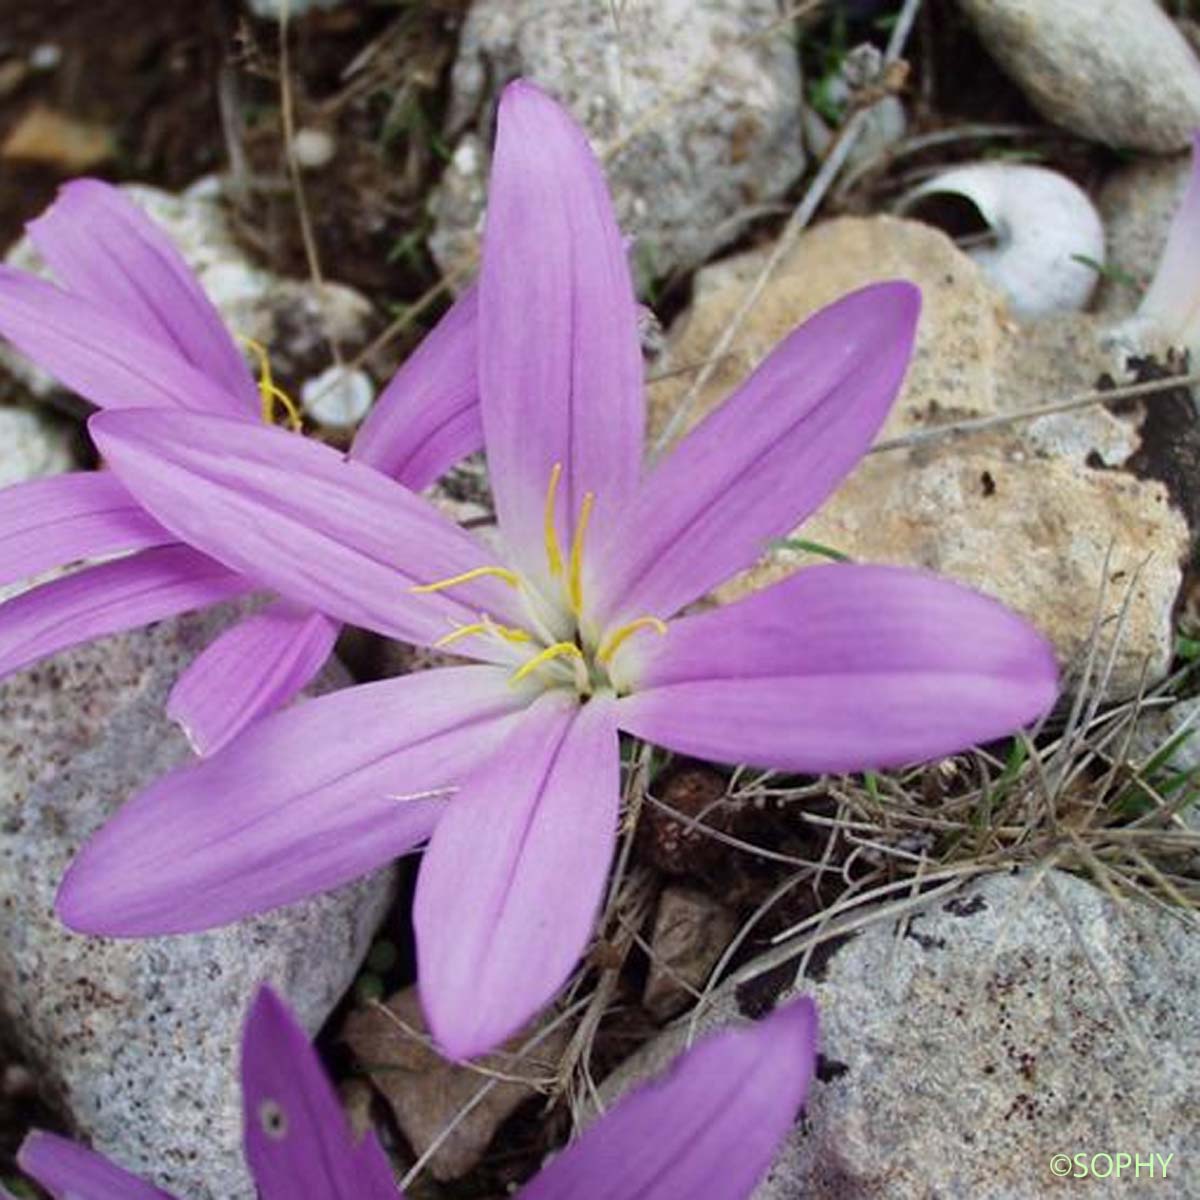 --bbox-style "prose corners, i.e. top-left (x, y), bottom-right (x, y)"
top-left (434, 618), bottom-right (533, 649)
top-left (265, 383), bottom-right (303, 432)
top-left (410, 566), bottom-right (522, 594)
top-left (567, 492), bottom-right (595, 617)
top-left (544, 462), bottom-right (565, 578)
top-left (597, 617), bottom-right (669, 664)
top-left (241, 336), bottom-right (303, 431)
top-left (494, 624), bottom-right (534, 645)
top-left (434, 622), bottom-right (490, 649)
top-left (510, 641), bottom-right (584, 684)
